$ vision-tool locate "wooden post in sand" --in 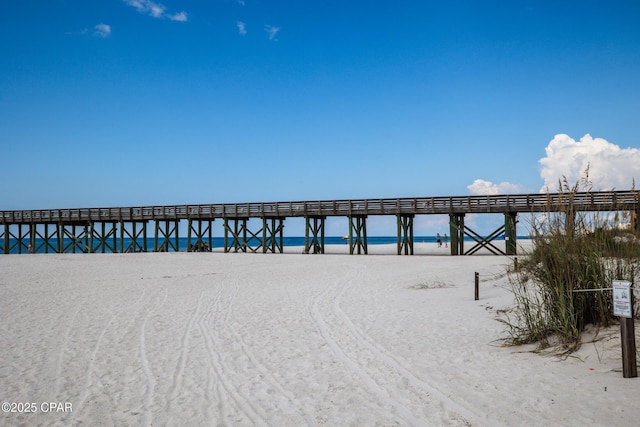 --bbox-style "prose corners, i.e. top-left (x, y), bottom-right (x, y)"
top-left (621, 317), bottom-right (637, 378)
top-left (613, 280), bottom-right (637, 378)
top-left (474, 272), bottom-right (479, 301)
